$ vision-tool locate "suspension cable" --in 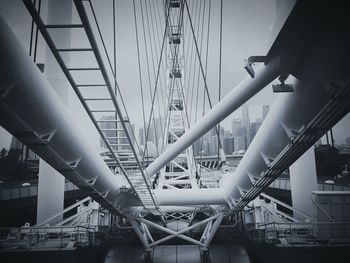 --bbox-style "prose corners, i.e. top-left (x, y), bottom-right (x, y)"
top-left (184, 0), bottom-right (223, 151)
top-left (153, 0), bottom-right (169, 114)
top-left (142, 4), bottom-right (171, 165)
top-left (184, 0), bottom-right (200, 123)
top-left (217, 0), bottom-right (223, 168)
top-left (29, 0), bottom-right (37, 57)
top-left (88, 0), bottom-right (144, 164)
top-left (189, 0), bottom-right (203, 123)
top-left (146, 0), bottom-right (167, 133)
top-left (132, 0), bottom-right (148, 163)
top-left (112, 0), bottom-right (119, 153)
top-left (199, 0), bottom-right (212, 174)
top-left (143, 0), bottom-right (166, 156)
top-left (194, 0), bottom-right (206, 124)
top-left (33, 0), bottom-right (41, 62)
top-left (139, 0), bottom-right (161, 158)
